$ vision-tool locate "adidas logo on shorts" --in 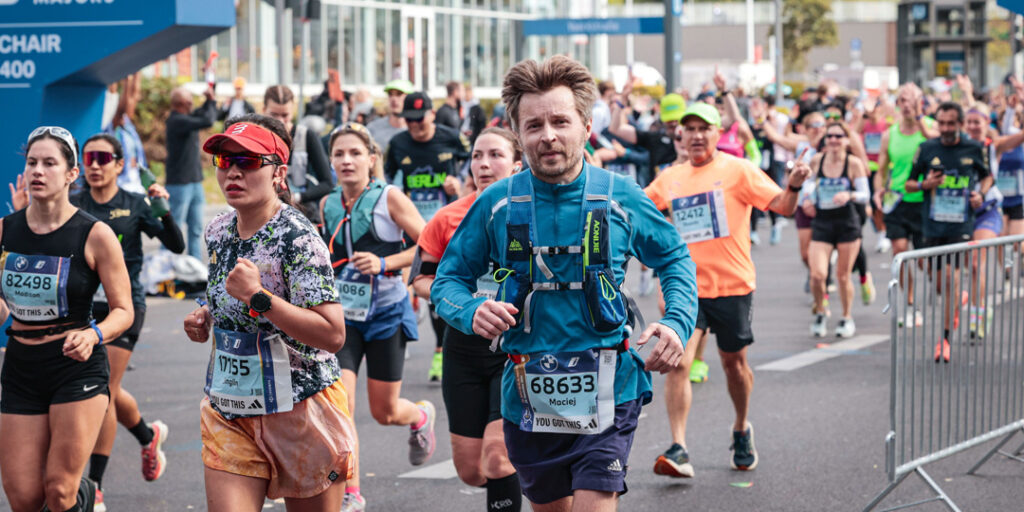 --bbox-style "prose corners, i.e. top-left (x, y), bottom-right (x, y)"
top-left (606, 459), bottom-right (623, 472)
